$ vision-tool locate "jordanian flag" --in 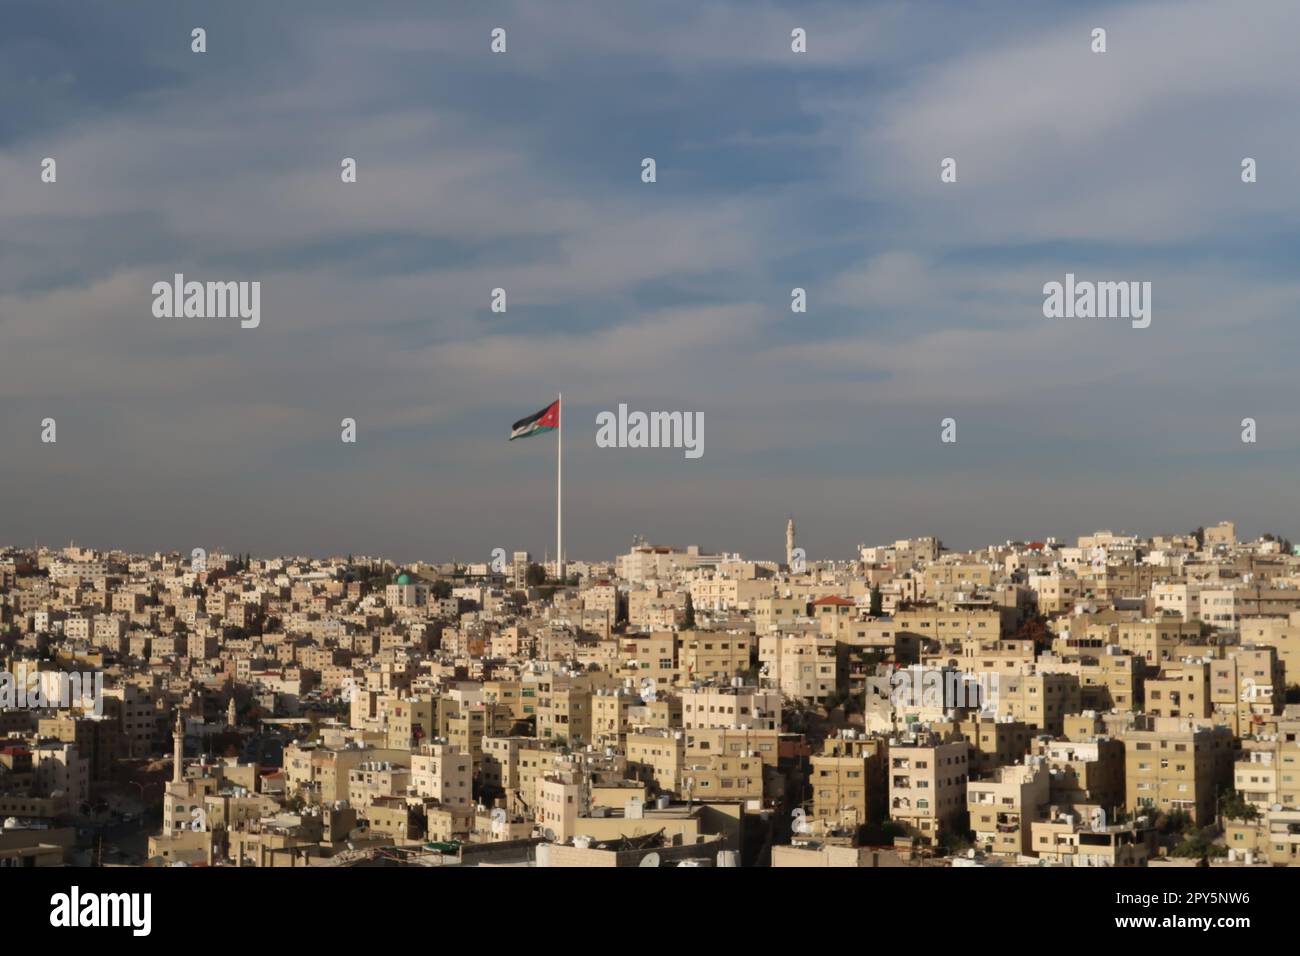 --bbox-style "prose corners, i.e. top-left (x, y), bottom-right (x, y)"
top-left (510, 399), bottom-right (559, 440)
